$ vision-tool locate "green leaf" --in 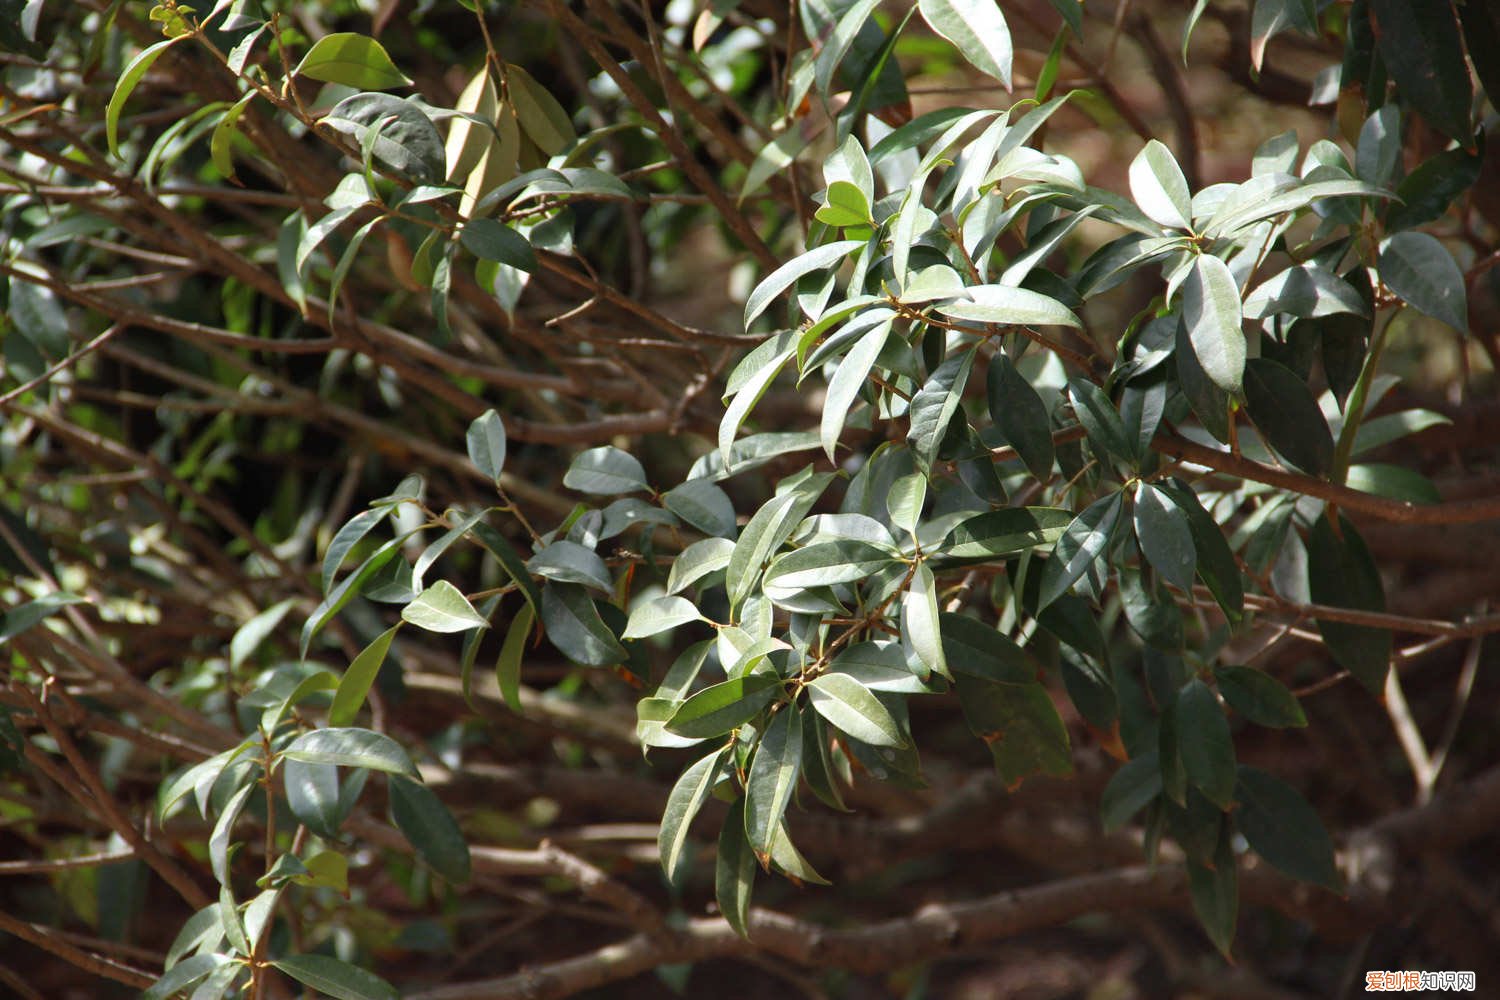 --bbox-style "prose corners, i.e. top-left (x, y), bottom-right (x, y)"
top-left (270, 954), bottom-right (398, 1000)
top-left (1243, 264), bottom-right (1370, 320)
top-left (762, 540), bottom-right (896, 589)
top-left (0, 591), bottom-right (85, 645)
top-left (907, 352), bottom-right (975, 472)
top-left (505, 63), bottom-right (575, 155)
top-left (494, 602), bottom-right (534, 712)
top-left (744, 240), bottom-right (864, 329)
top-left (1133, 483), bottom-right (1196, 593)
top-left (716, 798), bottom-right (756, 937)
top-left (296, 32), bottom-right (411, 90)
top-left (539, 582), bottom-right (626, 666)
top-left (814, 179), bottom-right (873, 228)
top-left (229, 598), bottom-right (296, 671)
top-left (1177, 678), bottom-right (1235, 809)
top-left (988, 354), bottom-right (1055, 480)
top-left (1182, 254), bottom-right (1245, 394)
top-left (281, 728), bottom-right (419, 779)
top-left (106, 37), bottom-right (186, 158)
top-left (143, 953), bottom-right (229, 1000)
top-left (745, 706), bottom-right (802, 857)
top-left (528, 540), bottom-right (612, 593)
top-left (1345, 463), bottom-right (1441, 505)
top-left (936, 284), bottom-right (1081, 328)
top-left (901, 561), bottom-right (946, 680)
top-left (1037, 492), bottom-right (1124, 611)
top-left (322, 507), bottom-right (387, 594)
top-left (938, 613), bottom-right (1033, 683)
top-left (564, 446), bottom-right (649, 495)
top-left (1244, 357), bottom-right (1334, 475)
top-left (1187, 827), bottom-right (1237, 958)
top-left (938, 507), bottom-right (1072, 564)
top-left (465, 410), bottom-right (507, 484)
top-left (402, 580), bottom-right (489, 633)
top-left (1174, 313), bottom-right (1231, 442)
top-left (1068, 378), bottom-right (1132, 463)
top-left (886, 473), bottom-right (926, 537)
top-left (806, 673), bottom-right (903, 746)
top-left (283, 758), bottom-right (343, 839)
top-left (667, 537), bottom-right (736, 595)
top-left (829, 641), bottom-right (933, 693)
top-left (659, 748), bottom-right (729, 885)
top-left (1158, 480), bottom-right (1242, 623)
top-left (821, 319), bottom-right (891, 460)
top-left (666, 673), bottom-right (782, 739)
top-left (1101, 751), bottom-right (1162, 832)
top-left (663, 479), bottom-right (738, 539)
top-left (918, 0), bottom-right (1013, 88)
top-left (623, 595), bottom-right (704, 639)
top-left (954, 674), bottom-right (1073, 787)
top-left (1378, 232), bottom-right (1468, 332)
top-left (1368, 0), bottom-right (1474, 145)
top-left (389, 775), bottom-right (471, 883)
top-left (1306, 513), bottom-right (1390, 694)
top-left (328, 624), bottom-right (400, 727)
top-left (459, 218), bottom-right (536, 270)
top-left (1234, 765), bottom-right (1341, 891)
top-left (1213, 665), bottom-right (1306, 728)
top-left (1388, 145), bottom-right (1483, 232)
top-left (471, 522), bottom-right (542, 615)
top-left (727, 474), bottom-right (834, 610)
top-left (1128, 139), bottom-right (1192, 230)
top-left (322, 92), bottom-right (446, 184)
